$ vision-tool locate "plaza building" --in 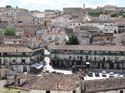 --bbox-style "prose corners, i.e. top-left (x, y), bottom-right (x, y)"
top-left (50, 45), bottom-right (125, 70)
top-left (0, 46), bottom-right (44, 79)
